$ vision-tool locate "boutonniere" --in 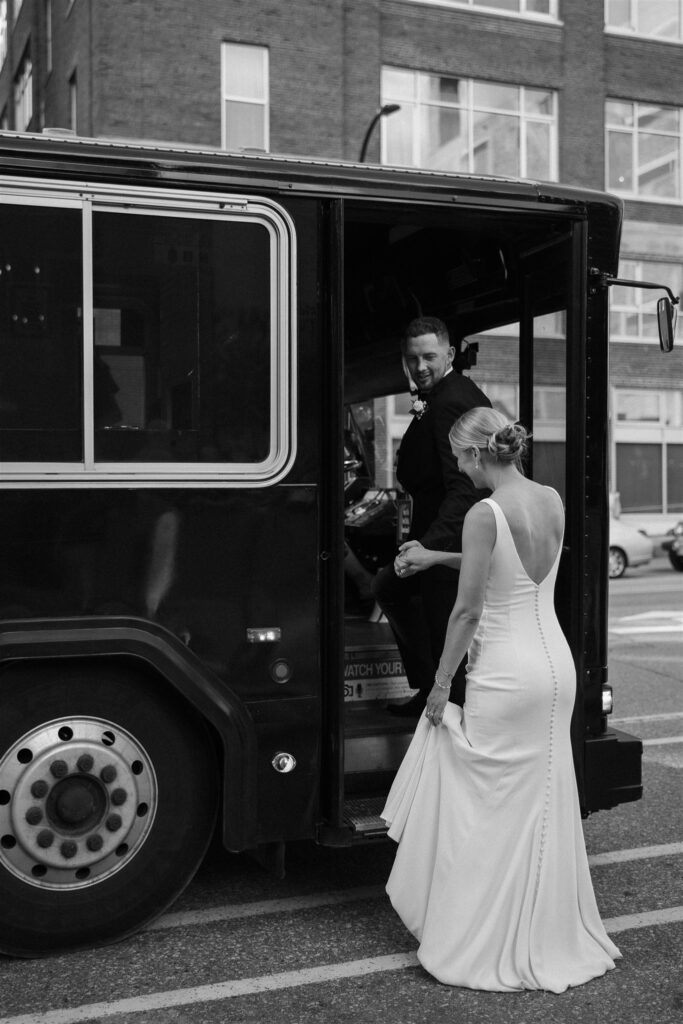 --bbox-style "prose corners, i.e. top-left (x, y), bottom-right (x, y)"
top-left (410, 393), bottom-right (428, 419)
